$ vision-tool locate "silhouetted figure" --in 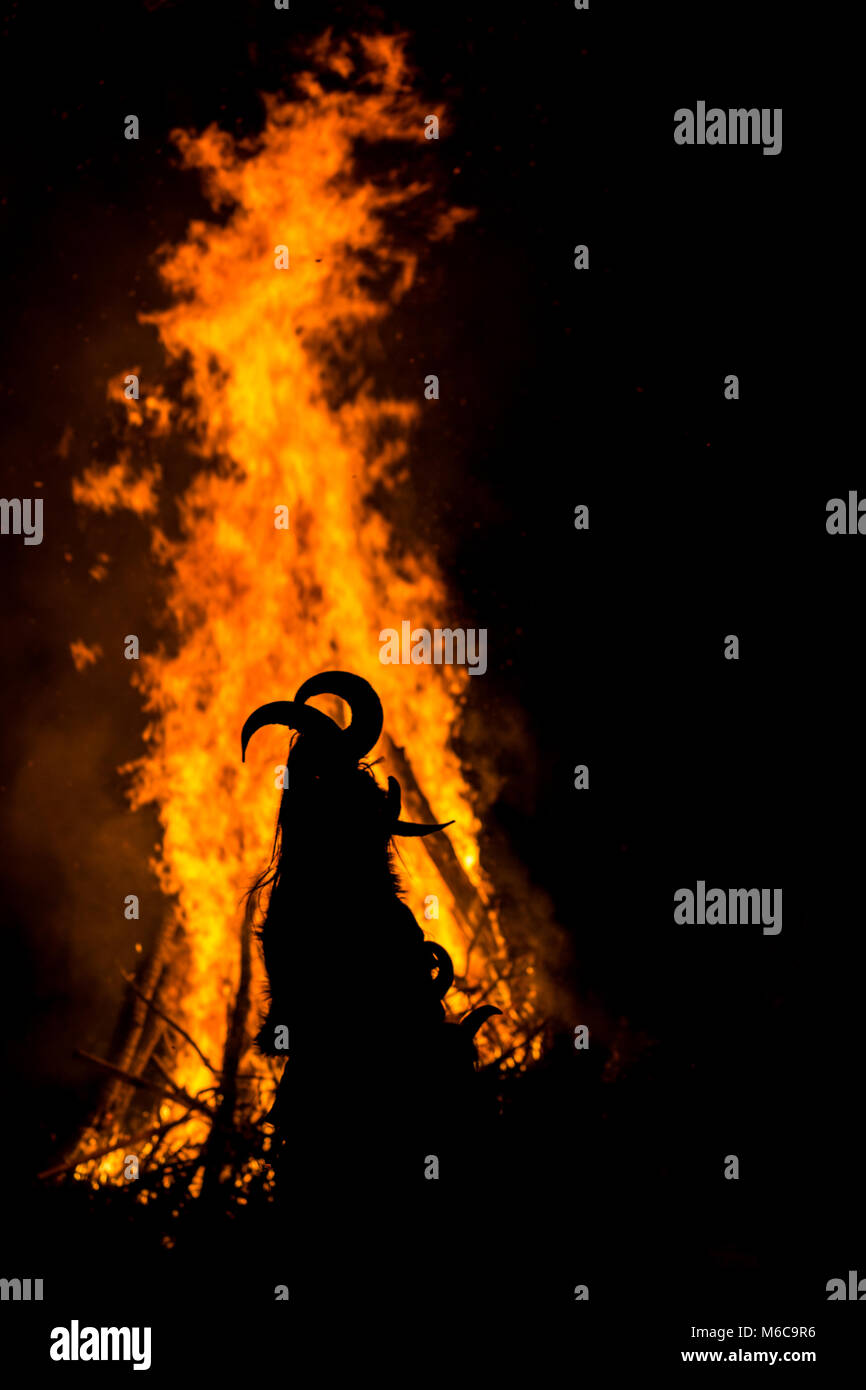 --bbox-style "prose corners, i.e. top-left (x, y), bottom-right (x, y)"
top-left (241, 673), bottom-right (500, 1300)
